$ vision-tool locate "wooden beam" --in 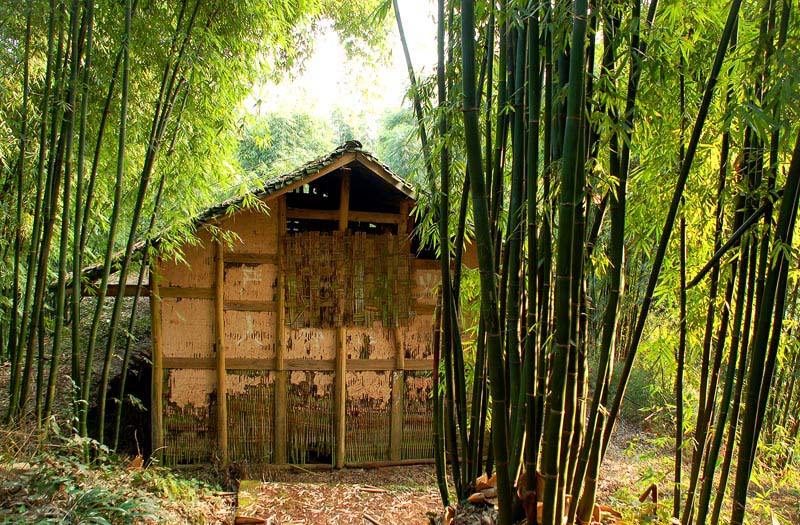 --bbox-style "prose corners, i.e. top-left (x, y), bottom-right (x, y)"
top-left (150, 265), bottom-right (164, 461)
top-left (398, 201), bottom-right (411, 238)
top-left (274, 196), bottom-right (288, 464)
top-left (405, 359), bottom-right (435, 371)
top-left (334, 179), bottom-right (349, 469)
top-left (389, 333), bottom-right (404, 461)
top-left (285, 208), bottom-right (404, 225)
top-left (160, 286), bottom-right (213, 299)
top-left (266, 152), bottom-right (357, 200)
top-left (160, 357), bottom-right (431, 372)
top-left (286, 208), bottom-right (338, 221)
top-left (80, 283), bottom-right (148, 297)
top-left (353, 152), bottom-right (416, 199)
top-left (339, 170), bottom-right (350, 231)
top-left (163, 357), bottom-right (272, 370)
top-left (413, 303), bottom-right (437, 315)
top-left (214, 240), bottom-right (228, 466)
top-left (335, 327), bottom-right (346, 468)
top-left (224, 252), bottom-right (278, 265)
top-left (224, 300), bottom-right (277, 312)
top-left (412, 259), bottom-right (440, 271)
